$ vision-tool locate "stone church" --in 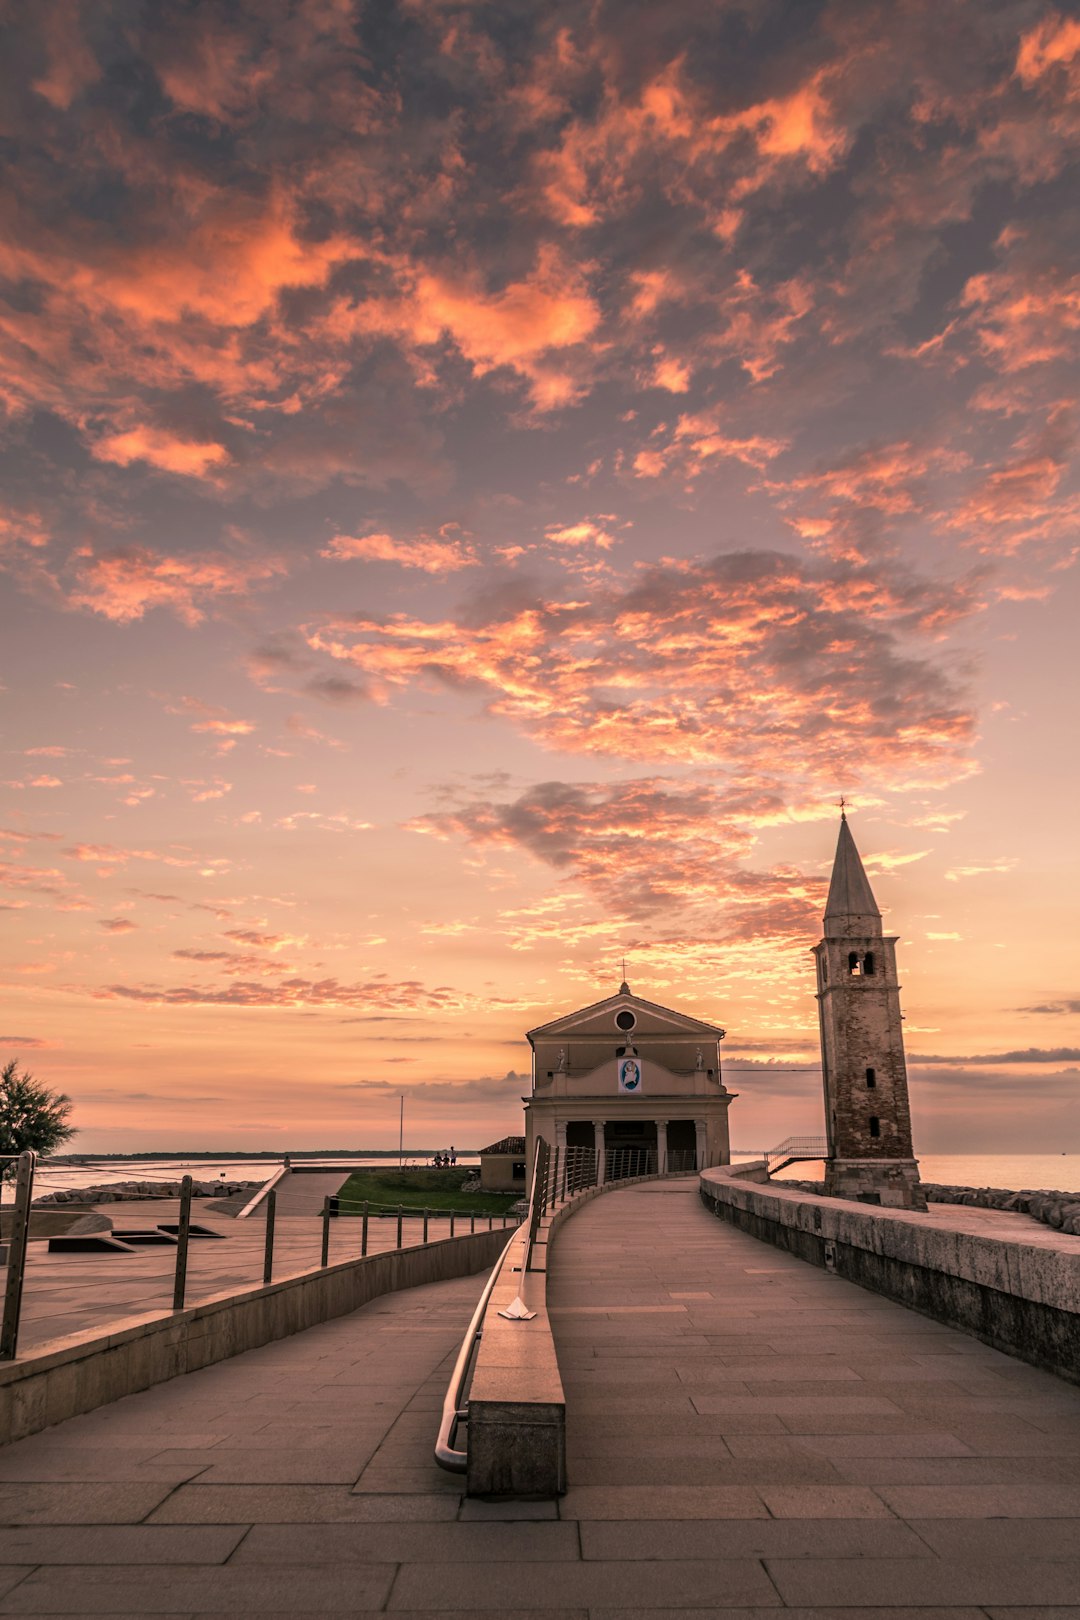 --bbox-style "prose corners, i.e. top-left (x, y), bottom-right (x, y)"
top-left (520, 814), bottom-right (925, 1208)
top-left (524, 983), bottom-right (732, 1181)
